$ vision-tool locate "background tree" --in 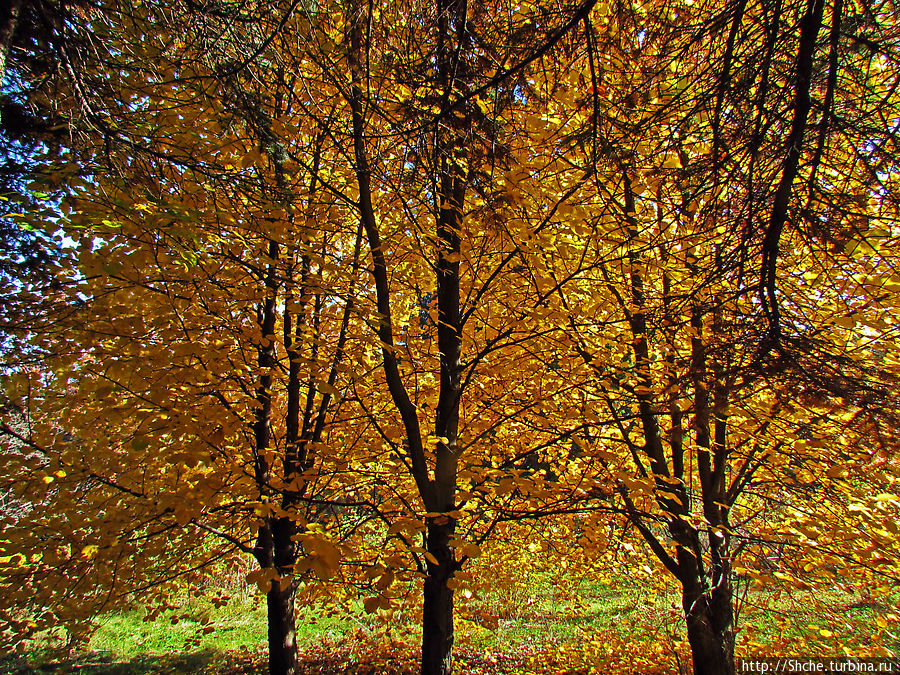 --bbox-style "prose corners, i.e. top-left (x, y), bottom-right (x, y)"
top-left (0, 5), bottom-right (376, 675)
top-left (525, 0), bottom-right (900, 672)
